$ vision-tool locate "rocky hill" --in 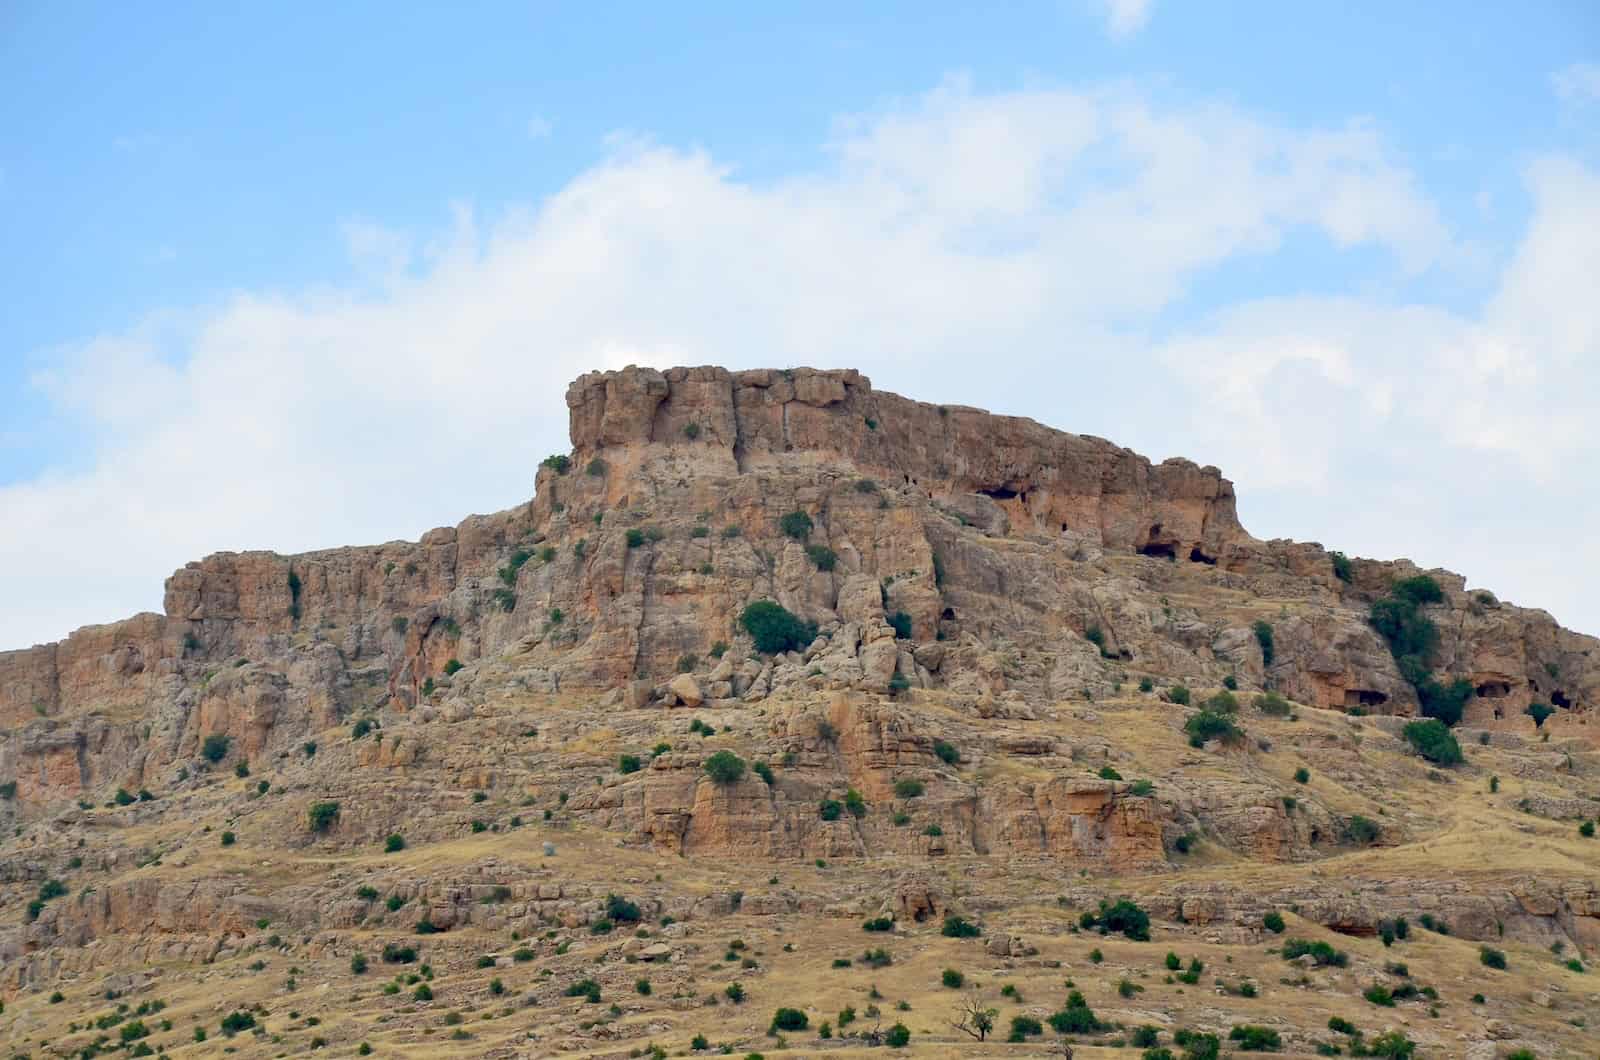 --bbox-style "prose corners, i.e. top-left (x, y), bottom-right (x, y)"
top-left (1, 365), bottom-right (1596, 1059)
